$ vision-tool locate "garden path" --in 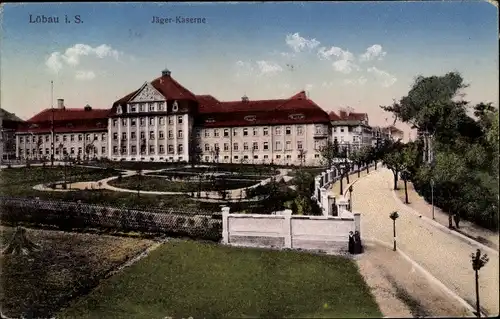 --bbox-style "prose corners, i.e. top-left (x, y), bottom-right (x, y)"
top-left (353, 168), bottom-right (499, 316)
